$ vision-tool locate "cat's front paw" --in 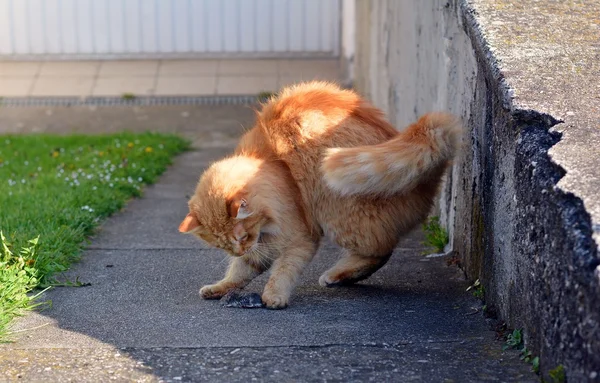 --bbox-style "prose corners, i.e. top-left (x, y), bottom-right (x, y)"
top-left (199, 284), bottom-right (230, 300)
top-left (261, 291), bottom-right (289, 310)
